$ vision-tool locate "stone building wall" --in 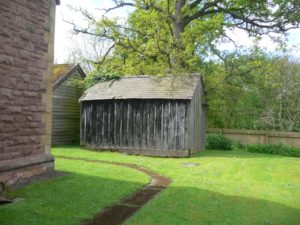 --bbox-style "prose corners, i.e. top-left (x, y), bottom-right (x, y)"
top-left (0, 0), bottom-right (59, 186)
